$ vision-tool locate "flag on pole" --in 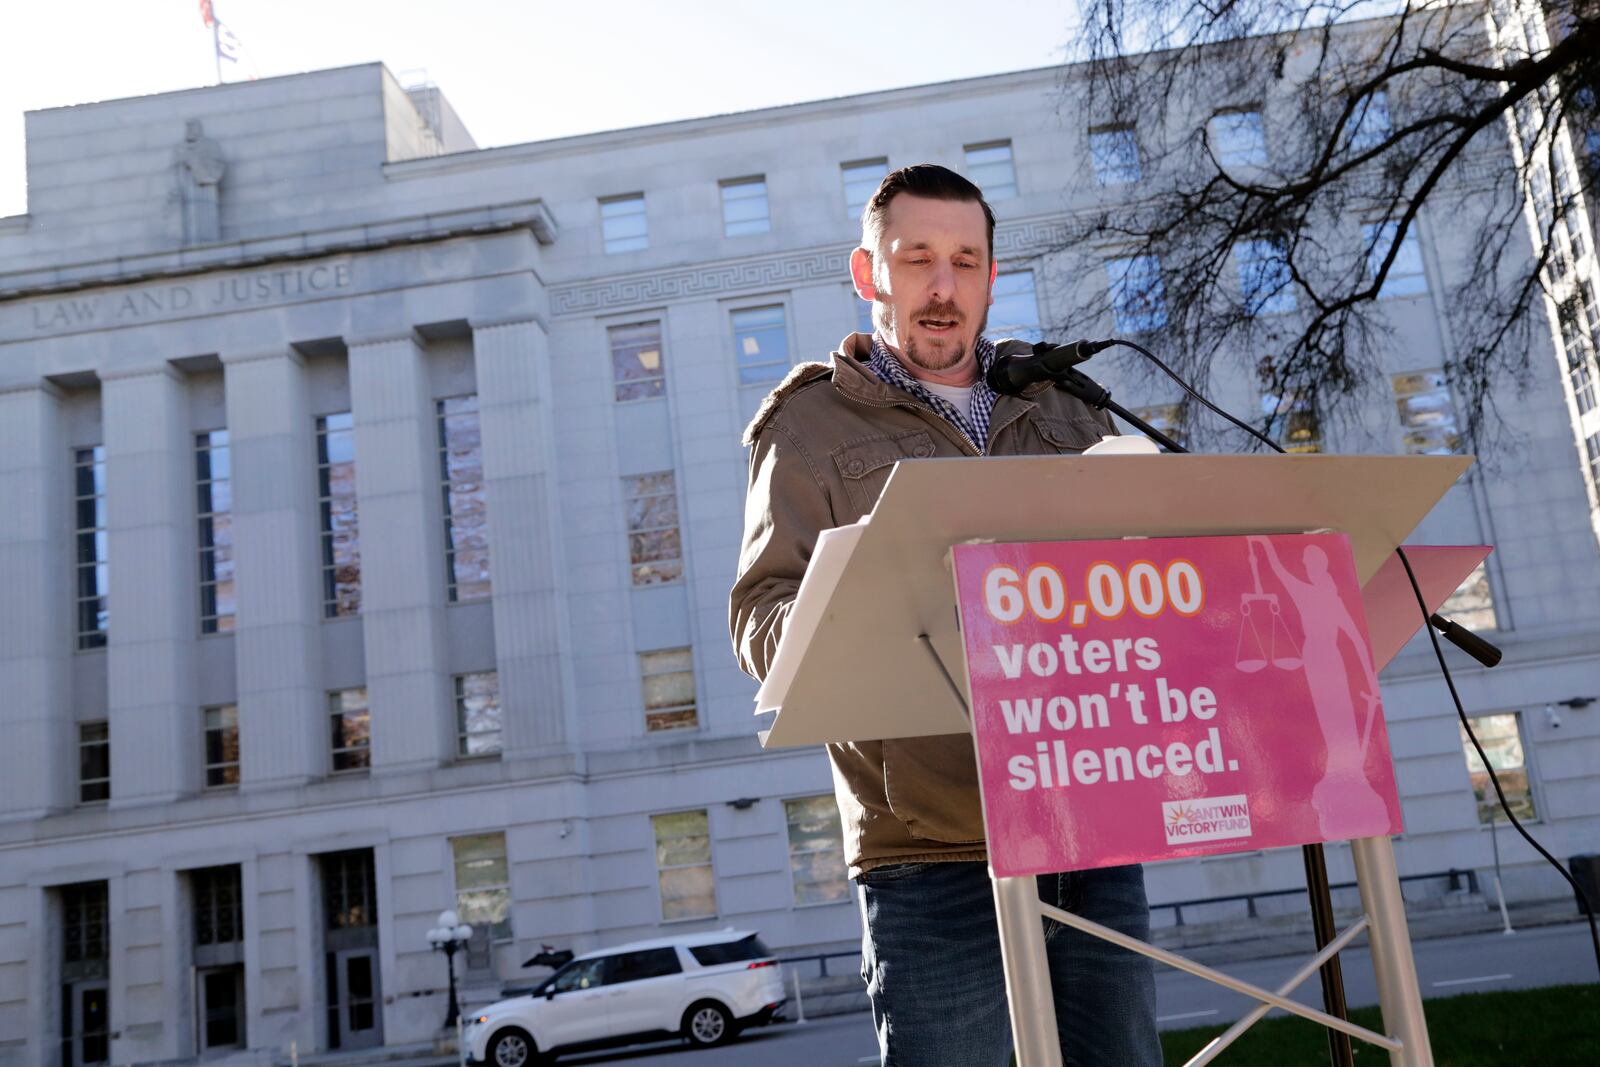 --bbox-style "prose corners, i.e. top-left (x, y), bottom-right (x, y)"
top-left (217, 23), bottom-right (245, 65)
top-left (199, 1), bottom-right (256, 82)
